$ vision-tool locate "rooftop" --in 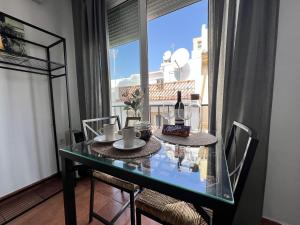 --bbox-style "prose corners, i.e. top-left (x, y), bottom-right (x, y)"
top-left (118, 80), bottom-right (195, 102)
